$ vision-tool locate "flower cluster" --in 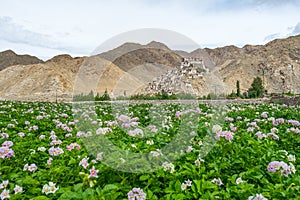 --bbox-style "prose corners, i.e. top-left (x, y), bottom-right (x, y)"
top-left (48, 147), bottom-right (64, 156)
top-left (211, 178), bottom-right (223, 186)
top-left (150, 149), bottom-right (163, 158)
top-left (1, 181), bottom-right (23, 198)
top-left (127, 188), bottom-right (146, 200)
top-left (287, 119), bottom-right (300, 126)
top-left (23, 163), bottom-right (38, 172)
top-left (0, 147), bottom-right (14, 159)
top-left (181, 179), bottom-right (192, 191)
top-left (256, 131), bottom-right (279, 140)
top-left (96, 127), bottom-right (112, 135)
top-left (50, 140), bottom-right (62, 146)
top-left (128, 128), bottom-right (144, 137)
top-left (118, 115), bottom-right (139, 128)
top-left (215, 131), bottom-right (234, 141)
top-left (66, 143), bottom-right (81, 151)
top-left (267, 161), bottom-right (295, 177)
top-left (2, 141), bottom-right (13, 147)
top-left (42, 182), bottom-right (59, 195)
top-left (260, 112), bottom-right (268, 118)
top-left (162, 162), bottom-right (175, 173)
top-left (287, 127), bottom-right (300, 134)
